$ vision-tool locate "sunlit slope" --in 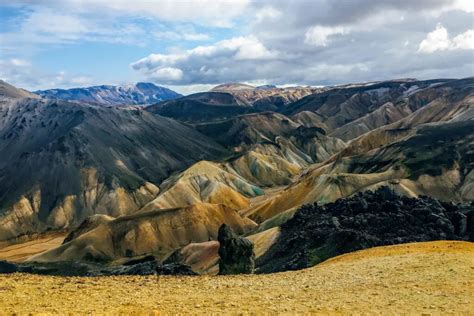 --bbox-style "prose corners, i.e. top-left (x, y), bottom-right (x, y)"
top-left (1, 241), bottom-right (472, 314)
top-left (28, 203), bottom-right (256, 263)
top-left (0, 97), bottom-right (228, 241)
top-left (244, 120), bottom-right (473, 223)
